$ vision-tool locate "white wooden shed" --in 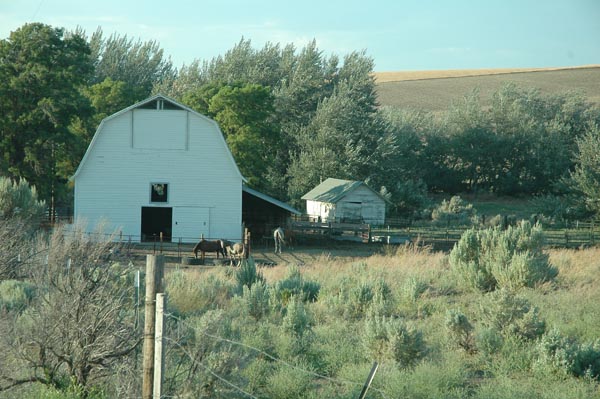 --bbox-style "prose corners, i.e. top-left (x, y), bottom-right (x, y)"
top-left (301, 178), bottom-right (386, 225)
top-left (71, 94), bottom-right (244, 243)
